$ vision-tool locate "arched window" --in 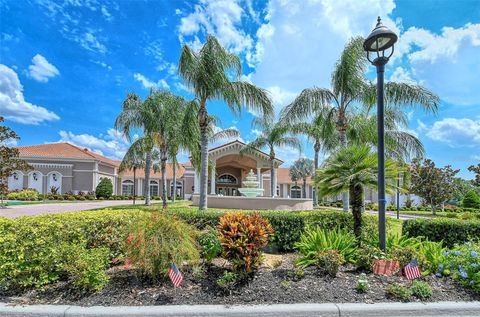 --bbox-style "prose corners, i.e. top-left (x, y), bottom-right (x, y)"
top-left (291, 185), bottom-right (301, 198)
top-left (150, 180), bottom-right (159, 197)
top-left (217, 174), bottom-right (237, 185)
top-left (170, 181), bottom-right (183, 198)
top-left (122, 180), bottom-right (134, 196)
